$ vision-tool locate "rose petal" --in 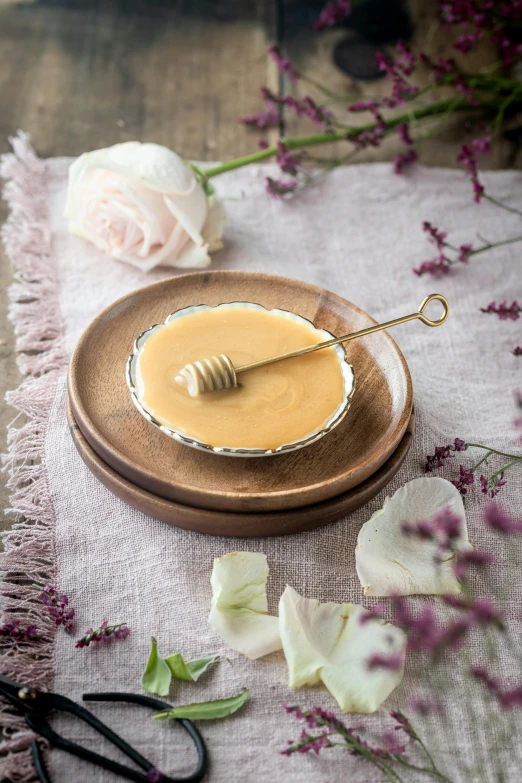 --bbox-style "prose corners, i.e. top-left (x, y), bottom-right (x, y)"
top-left (355, 477), bottom-right (472, 597)
top-left (209, 552), bottom-right (282, 660)
top-left (202, 195), bottom-right (227, 253)
top-left (279, 585), bottom-right (406, 713)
